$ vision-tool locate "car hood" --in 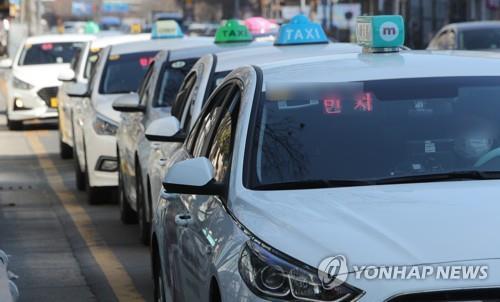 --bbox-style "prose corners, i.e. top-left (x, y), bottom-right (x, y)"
top-left (232, 180), bottom-right (500, 270)
top-left (13, 64), bottom-right (71, 87)
top-left (94, 93), bottom-right (126, 124)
